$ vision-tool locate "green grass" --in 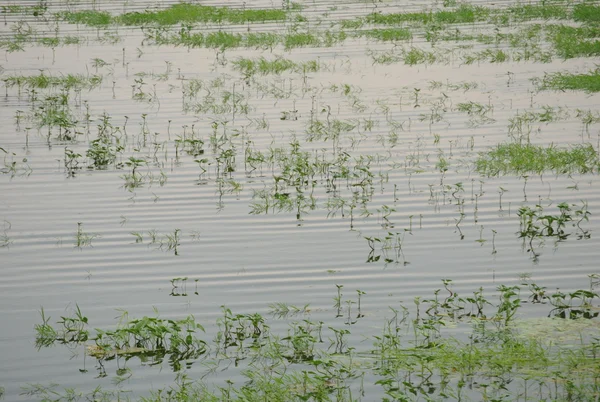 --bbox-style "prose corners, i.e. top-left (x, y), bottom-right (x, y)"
top-left (476, 143), bottom-right (600, 176)
top-left (231, 57), bottom-right (320, 77)
top-left (1, 4), bottom-right (47, 16)
top-left (548, 23), bottom-right (600, 59)
top-left (534, 69), bottom-right (600, 93)
top-left (2, 73), bottom-right (102, 90)
top-left (507, 3), bottom-right (569, 21)
top-left (60, 10), bottom-right (112, 26)
top-left (359, 27), bottom-right (412, 41)
top-left (573, 3), bottom-right (600, 23)
top-left (60, 4), bottom-right (288, 27)
top-left (356, 2), bottom-right (575, 28)
top-left (365, 4), bottom-right (490, 25)
top-left (30, 279), bottom-right (600, 401)
top-left (149, 29), bottom-right (344, 50)
top-left (118, 3), bottom-right (286, 25)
